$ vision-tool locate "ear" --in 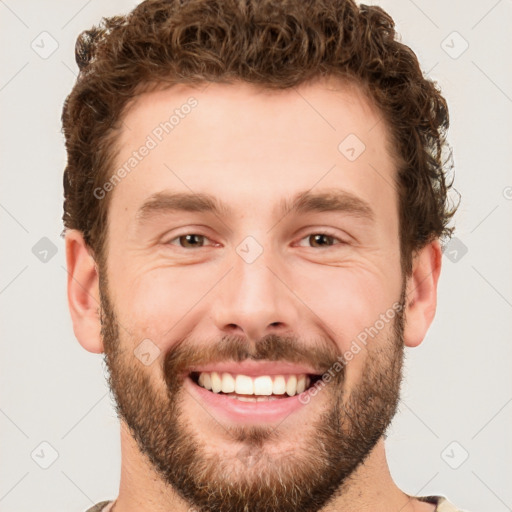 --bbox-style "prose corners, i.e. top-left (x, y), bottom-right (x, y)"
top-left (65, 229), bottom-right (104, 354)
top-left (403, 239), bottom-right (442, 348)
